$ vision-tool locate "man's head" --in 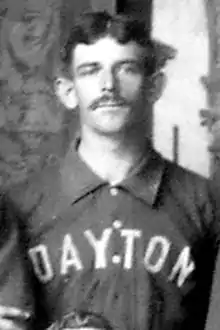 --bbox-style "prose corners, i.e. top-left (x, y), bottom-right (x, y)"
top-left (55, 11), bottom-right (160, 136)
